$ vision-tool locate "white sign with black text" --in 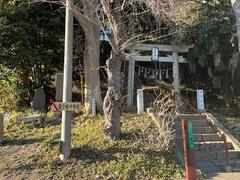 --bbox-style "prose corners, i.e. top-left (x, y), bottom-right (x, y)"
top-left (151, 47), bottom-right (159, 61)
top-left (197, 90), bottom-right (205, 112)
top-left (54, 102), bottom-right (82, 112)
